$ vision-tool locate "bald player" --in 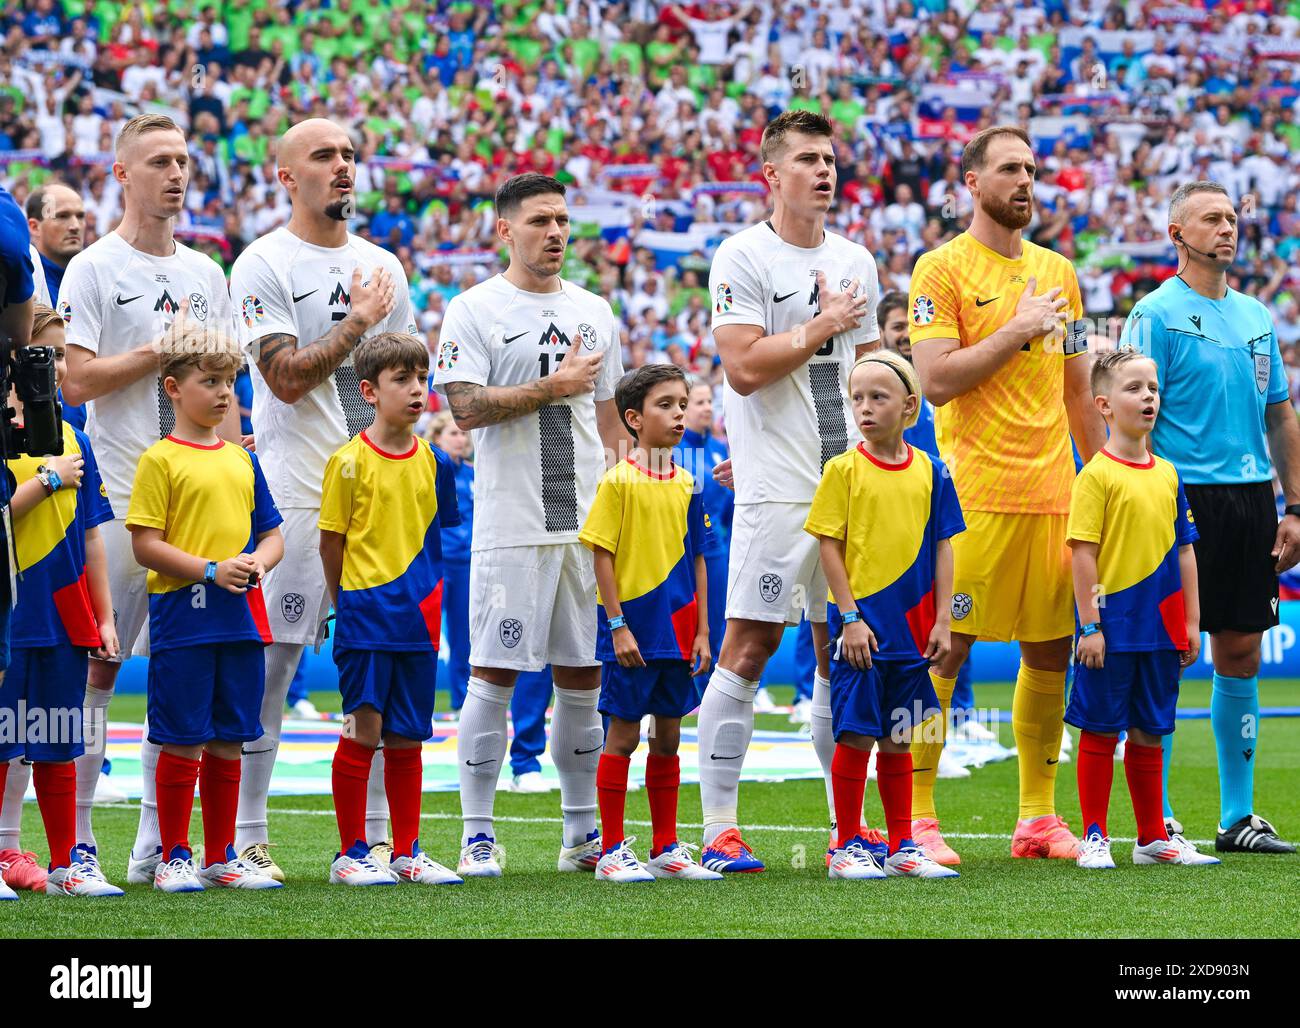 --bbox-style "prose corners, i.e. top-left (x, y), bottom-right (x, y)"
top-left (229, 118), bottom-right (414, 880)
top-left (59, 114), bottom-right (238, 884)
